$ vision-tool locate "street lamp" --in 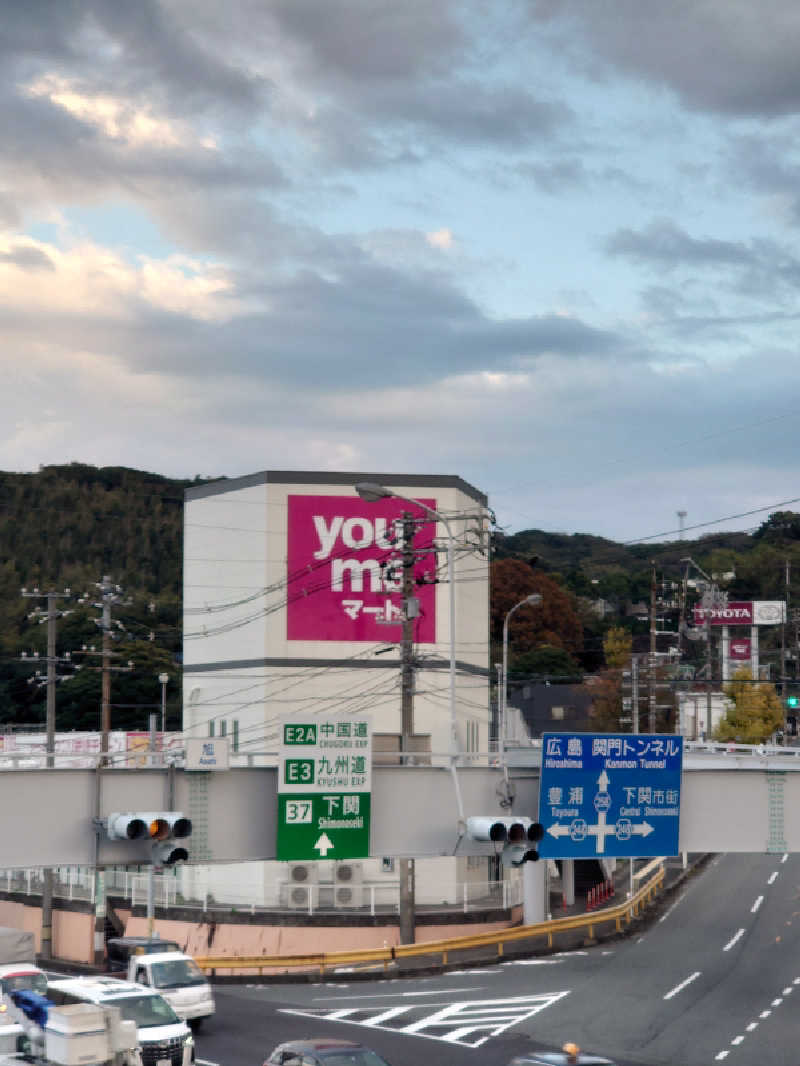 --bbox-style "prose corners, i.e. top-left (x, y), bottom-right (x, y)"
top-left (158, 672), bottom-right (169, 734)
top-left (355, 482), bottom-right (458, 759)
top-left (501, 594), bottom-right (542, 765)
